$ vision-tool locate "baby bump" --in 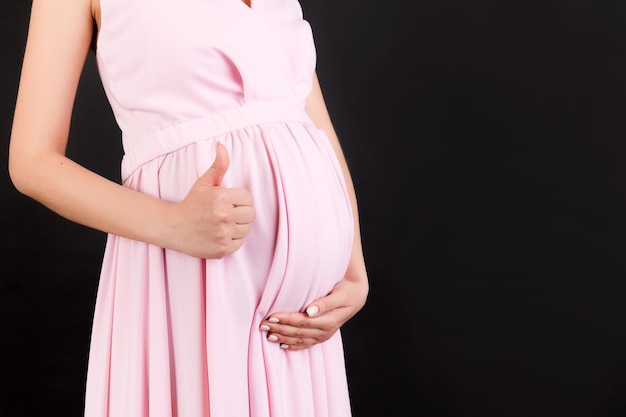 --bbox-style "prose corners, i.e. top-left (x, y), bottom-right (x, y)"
top-left (268, 126), bottom-right (354, 312)
top-left (131, 120), bottom-right (354, 314)
top-left (216, 122), bottom-right (355, 313)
